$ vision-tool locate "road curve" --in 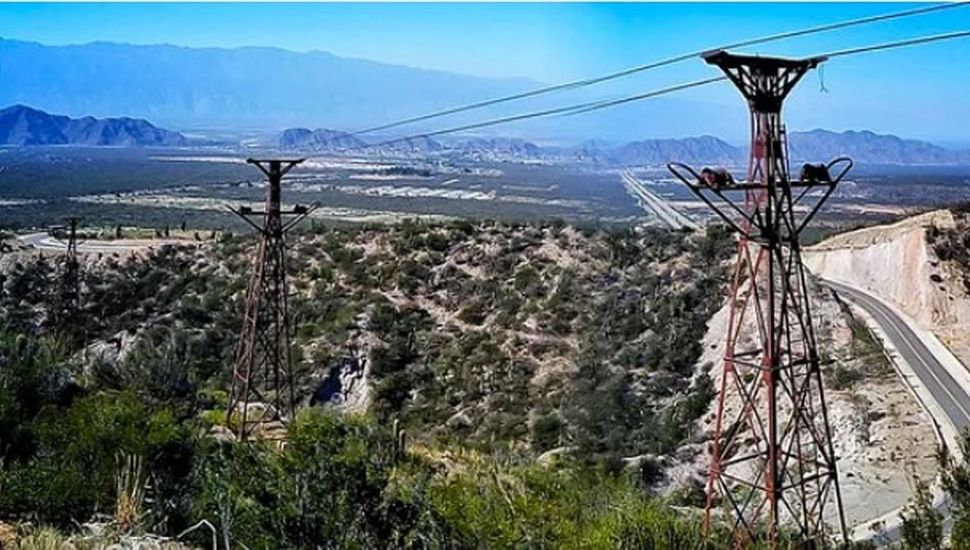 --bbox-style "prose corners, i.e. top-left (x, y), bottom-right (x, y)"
top-left (823, 279), bottom-right (966, 544)
top-left (824, 280), bottom-right (970, 434)
top-left (17, 232), bottom-right (179, 254)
